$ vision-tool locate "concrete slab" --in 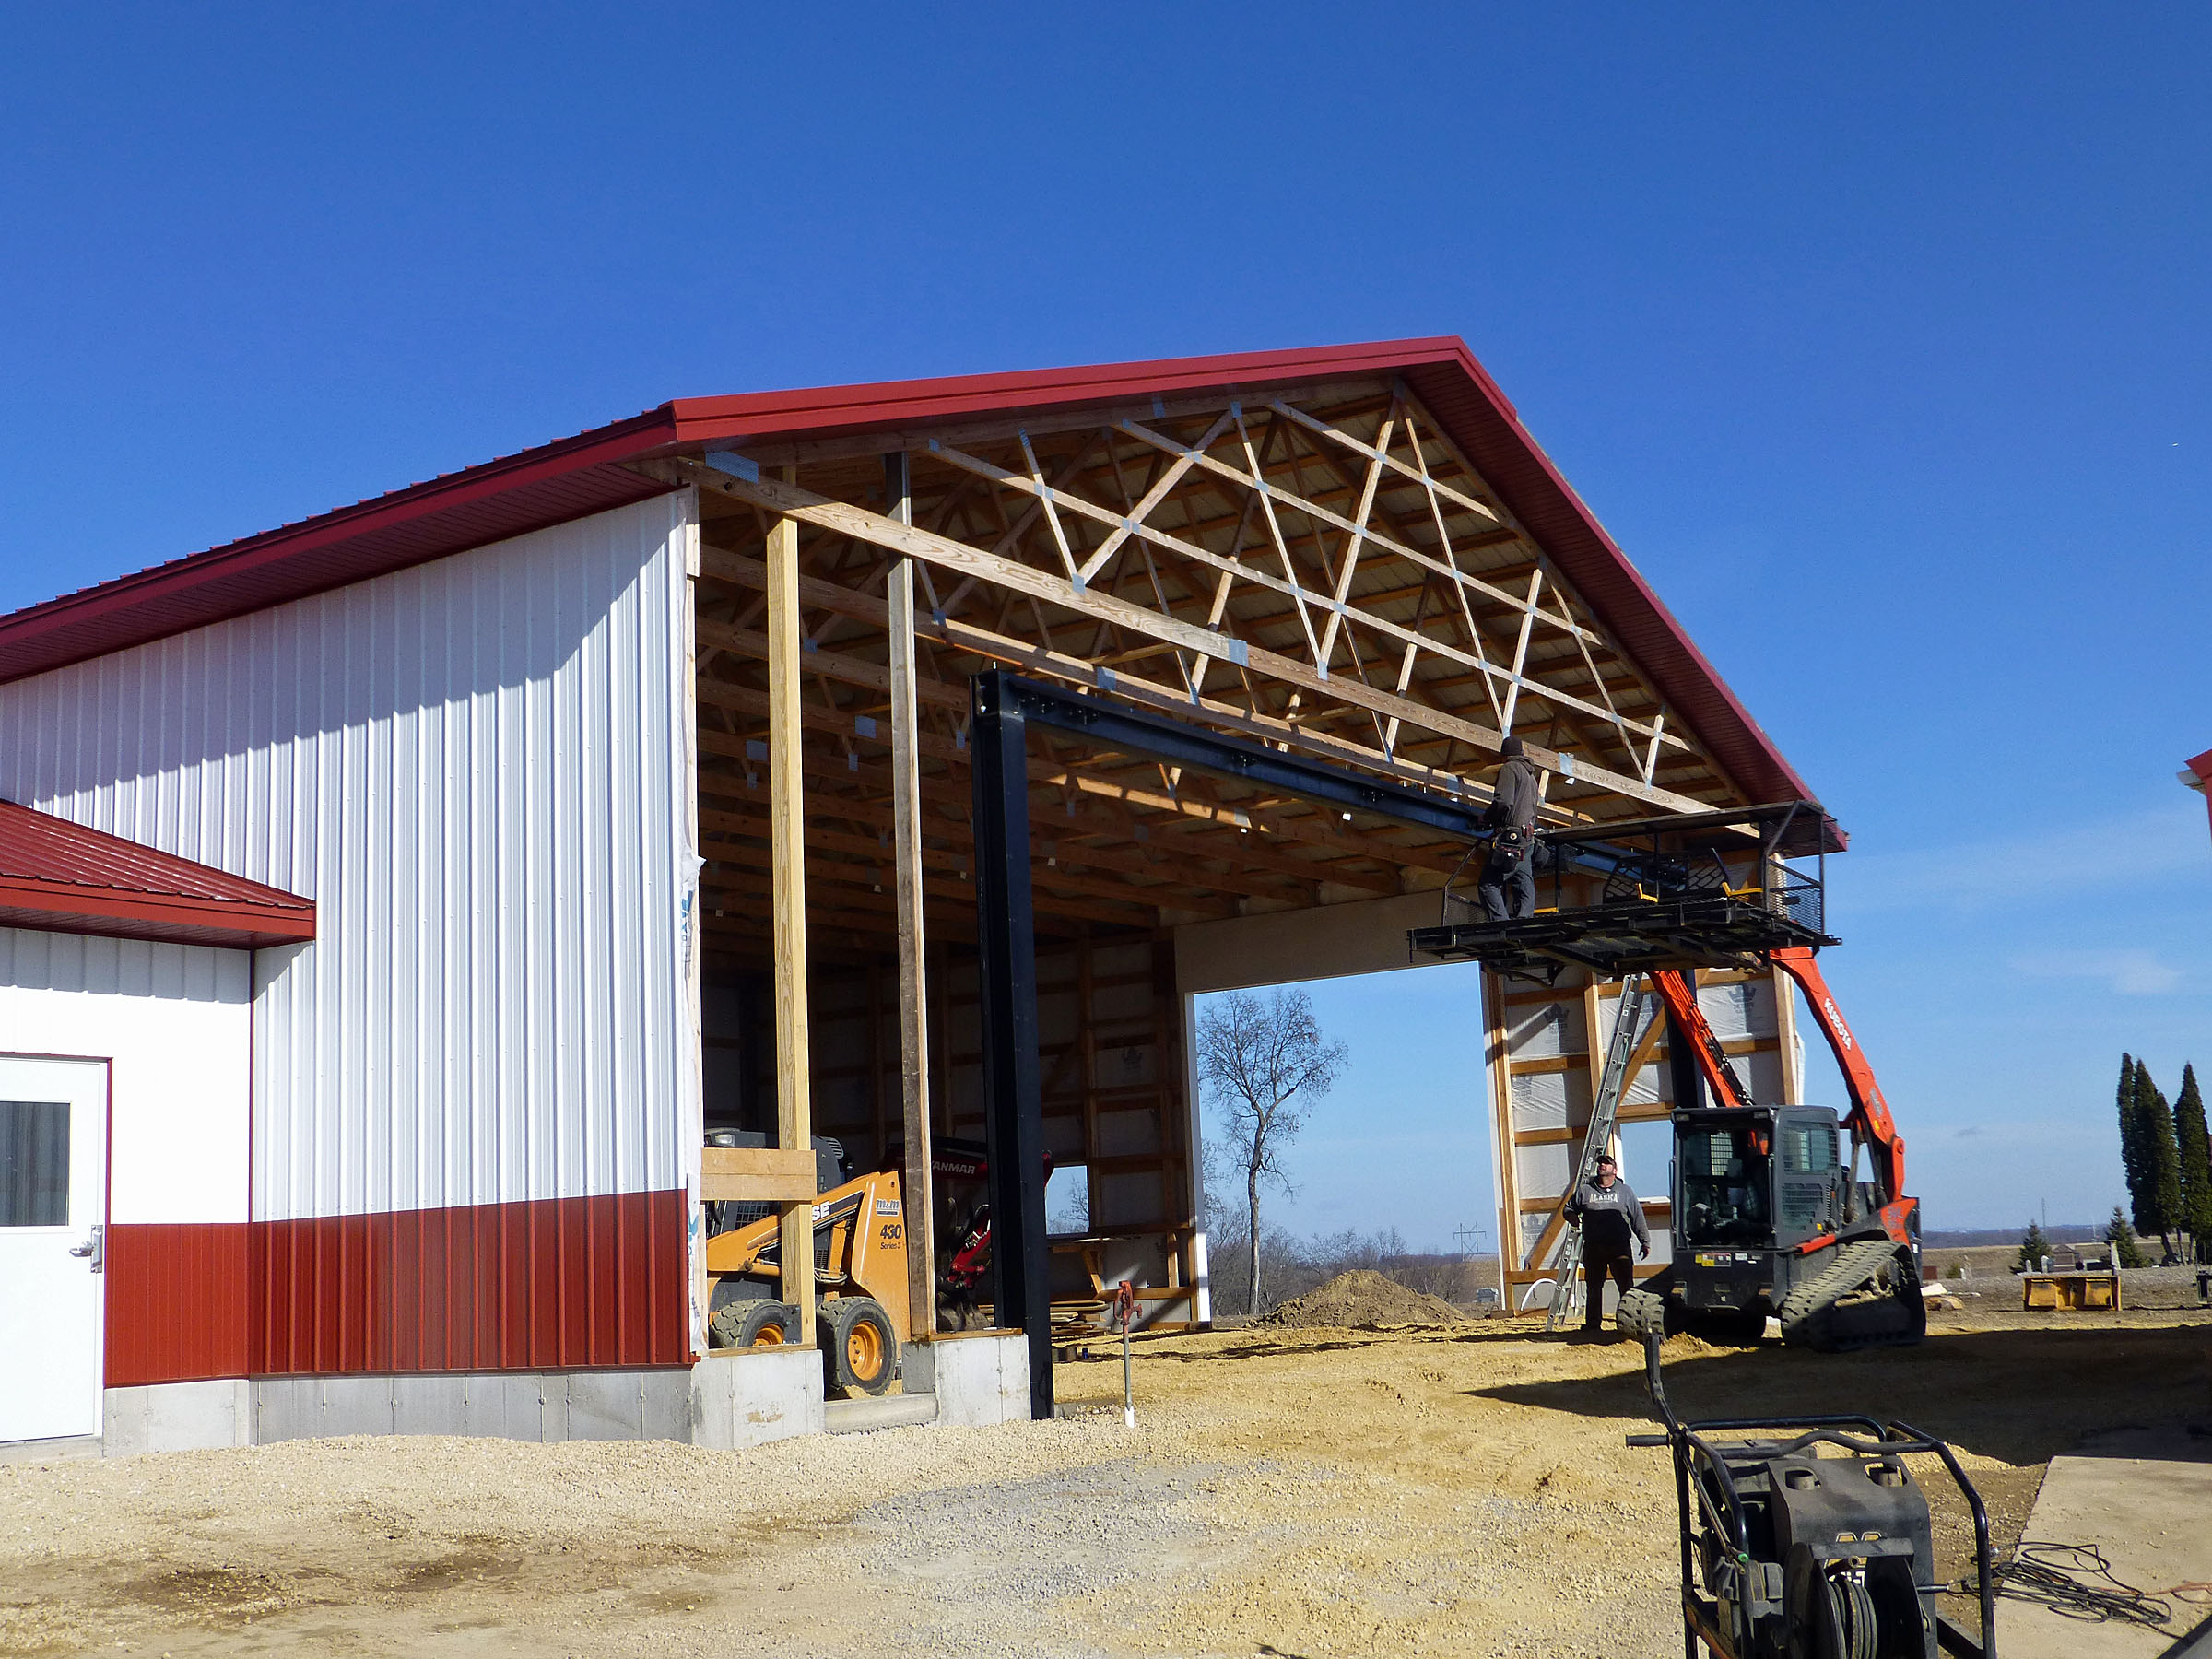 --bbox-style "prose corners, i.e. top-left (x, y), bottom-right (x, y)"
top-left (0, 1435), bottom-right (101, 1465)
top-left (1995, 1428), bottom-right (2212, 1659)
top-left (824, 1394), bottom-right (936, 1435)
